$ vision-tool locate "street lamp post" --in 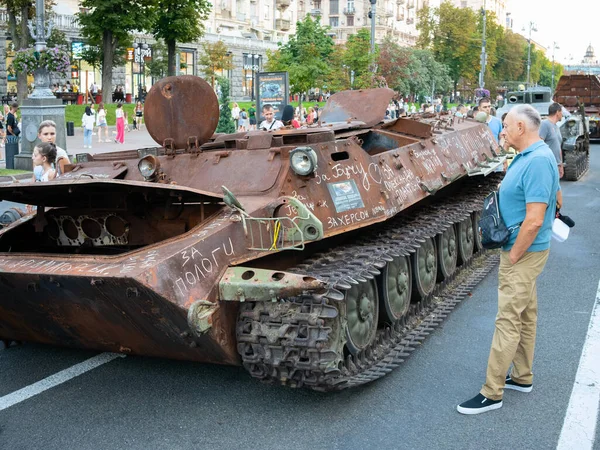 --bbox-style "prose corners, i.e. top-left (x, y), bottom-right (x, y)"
top-left (369, 0), bottom-right (376, 54)
top-left (250, 54), bottom-right (261, 101)
top-left (524, 21), bottom-right (537, 87)
top-left (134, 41), bottom-right (149, 103)
top-left (28, 0), bottom-right (54, 98)
top-left (551, 42), bottom-right (560, 92)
